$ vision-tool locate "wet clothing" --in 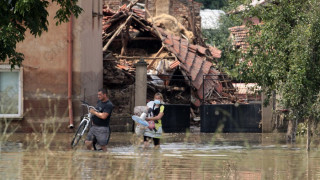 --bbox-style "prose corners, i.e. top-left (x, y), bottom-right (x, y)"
top-left (87, 99), bottom-right (113, 146)
top-left (144, 136), bottom-right (160, 146)
top-left (92, 100), bottom-right (113, 127)
top-left (152, 104), bottom-right (163, 134)
top-left (144, 104), bottom-right (164, 138)
top-left (86, 125), bottom-right (111, 146)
